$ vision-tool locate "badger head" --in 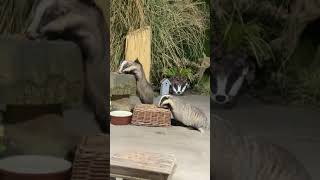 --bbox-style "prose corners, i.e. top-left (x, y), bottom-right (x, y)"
top-left (26, 0), bottom-right (97, 40)
top-left (169, 76), bottom-right (189, 96)
top-left (158, 95), bottom-right (174, 109)
top-left (212, 52), bottom-right (254, 106)
top-left (118, 59), bottom-right (144, 80)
